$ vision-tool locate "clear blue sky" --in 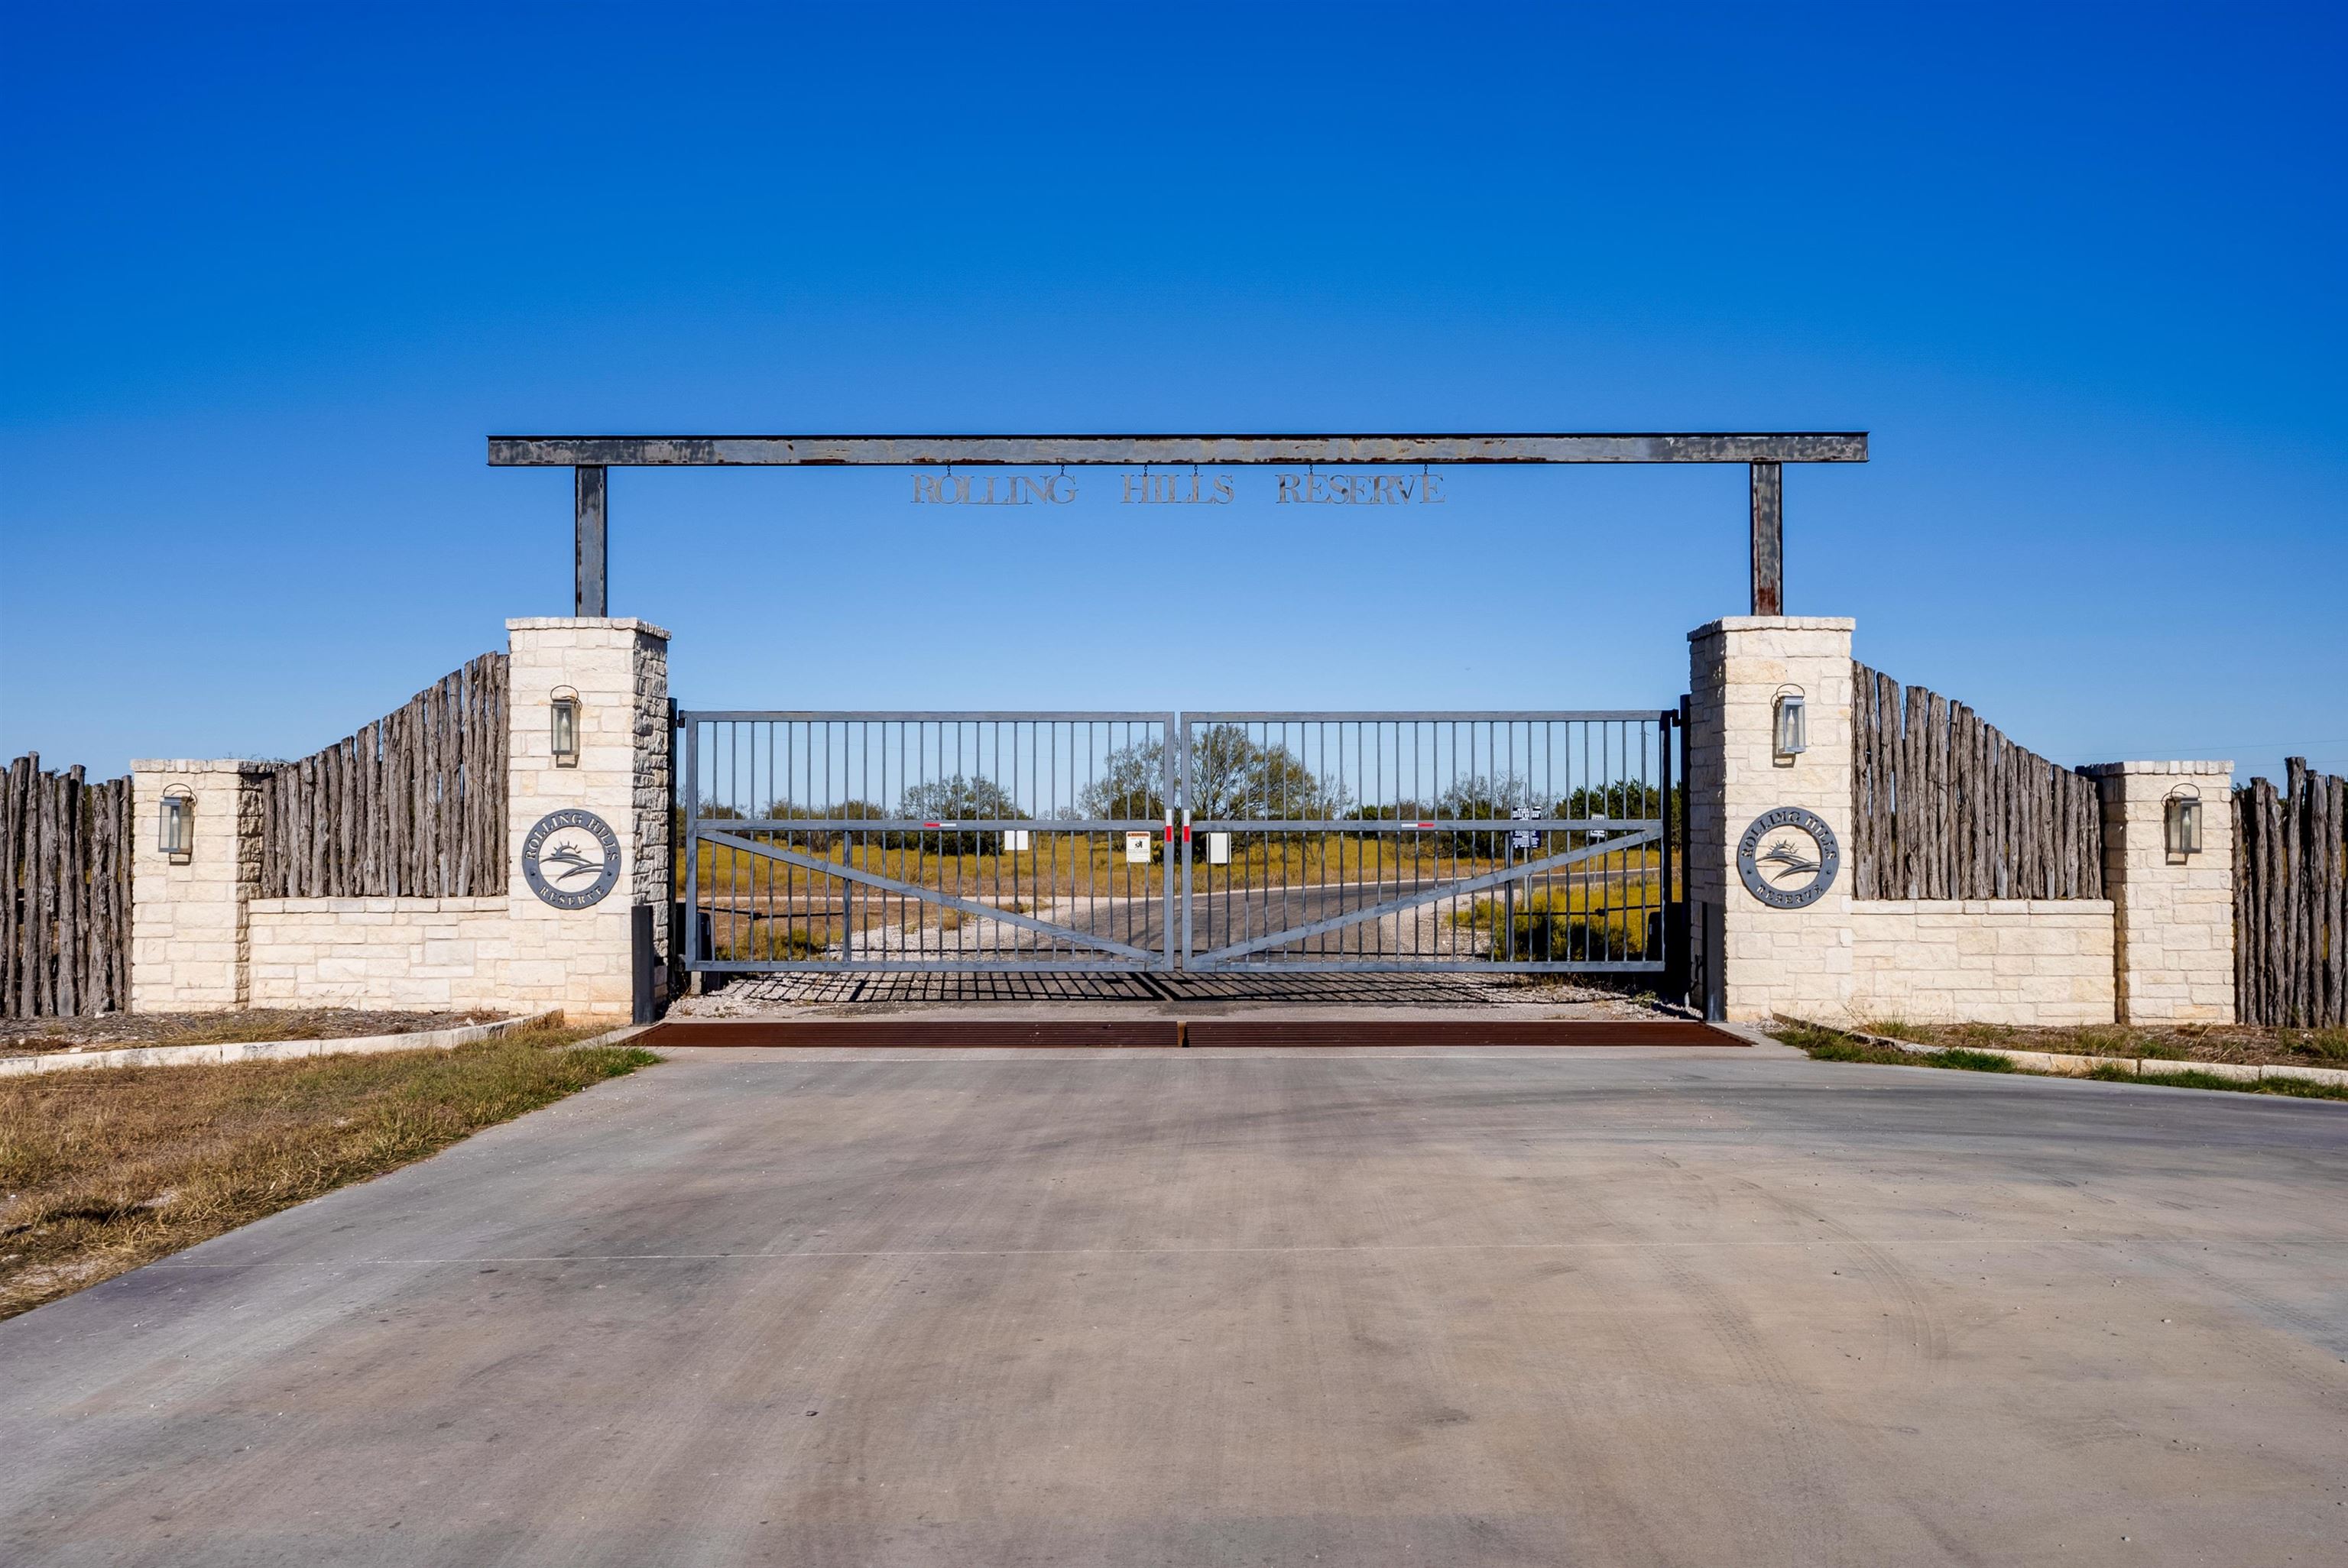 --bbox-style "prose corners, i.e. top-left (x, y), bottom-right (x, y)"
top-left (4, 2), bottom-right (2342, 784)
